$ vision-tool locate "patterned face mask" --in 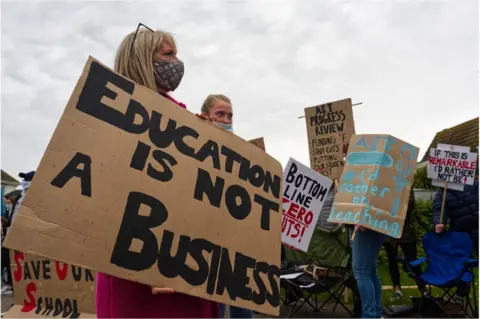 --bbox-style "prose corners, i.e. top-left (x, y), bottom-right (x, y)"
top-left (153, 60), bottom-right (185, 92)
